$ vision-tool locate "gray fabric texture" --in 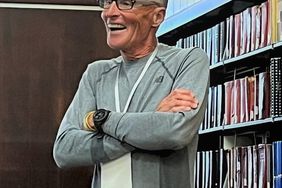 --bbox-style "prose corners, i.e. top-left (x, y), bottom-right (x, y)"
top-left (53, 43), bottom-right (210, 188)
